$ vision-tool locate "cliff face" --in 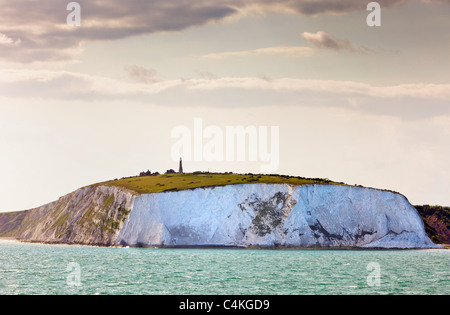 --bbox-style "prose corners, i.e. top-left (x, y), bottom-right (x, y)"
top-left (0, 186), bottom-right (136, 246)
top-left (414, 205), bottom-right (450, 244)
top-left (116, 184), bottom-right (439, 249)
top-left (0, 184), bottom-right (440, 248)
